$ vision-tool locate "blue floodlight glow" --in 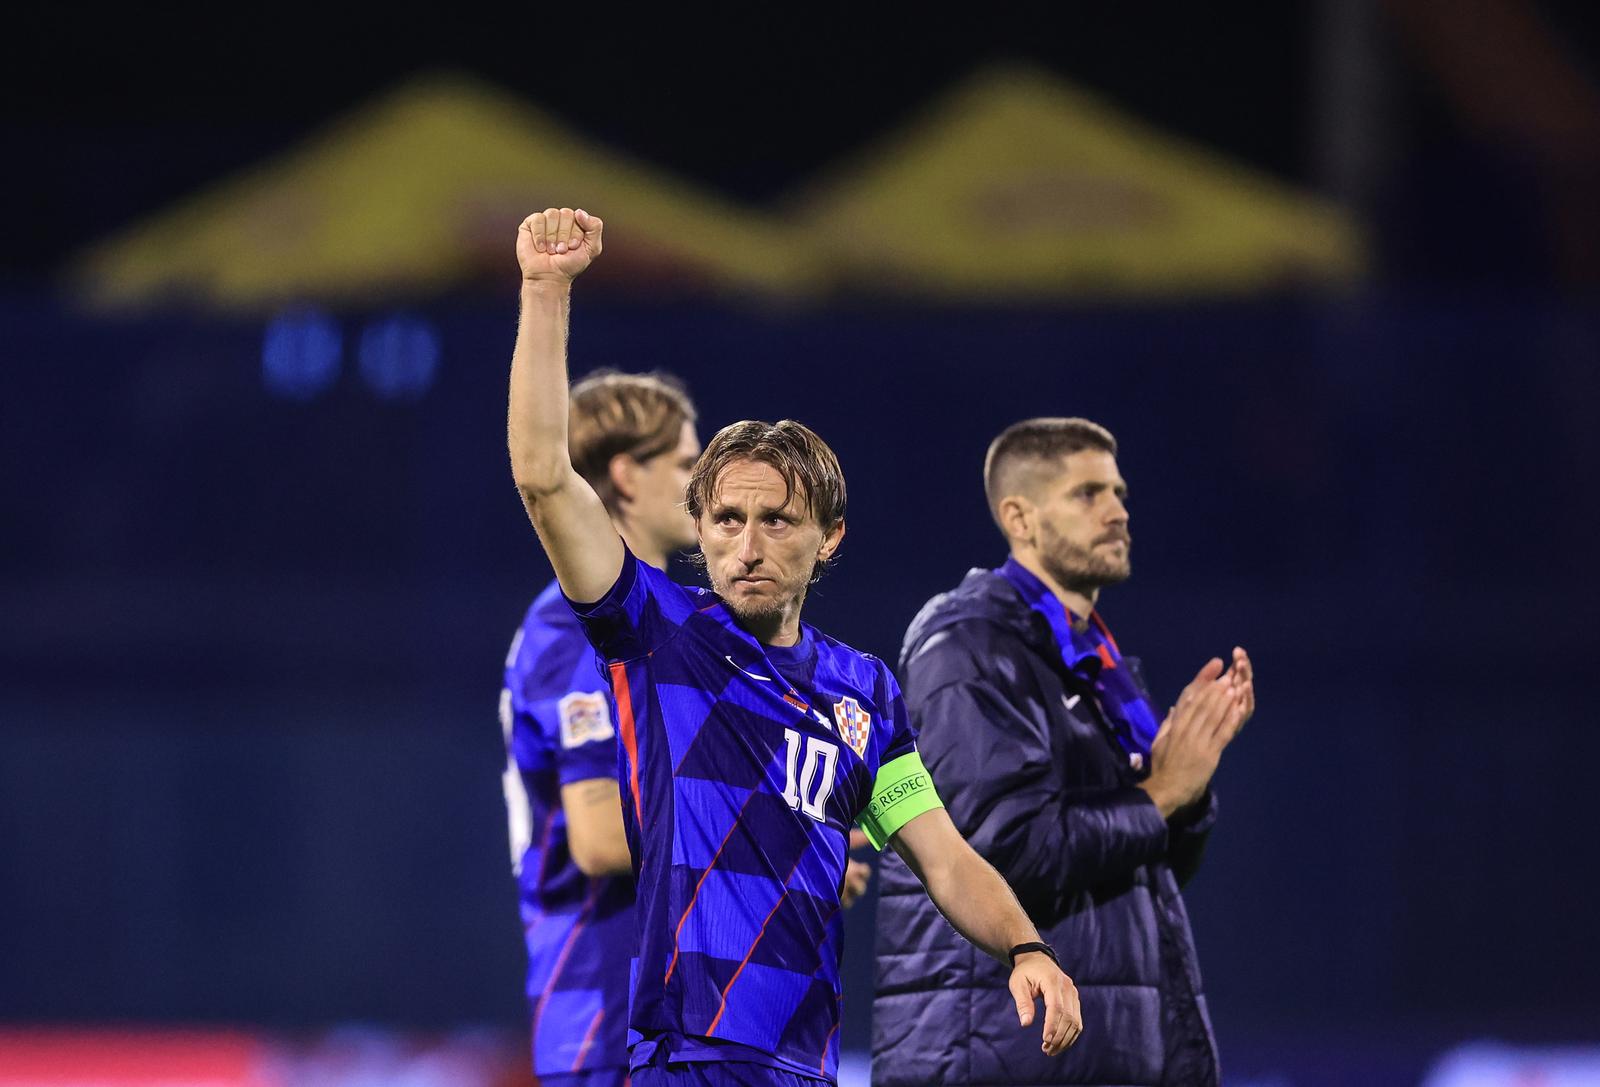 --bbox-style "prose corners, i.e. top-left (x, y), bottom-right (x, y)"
top-left (358, 316), bottom-right (440, 401)
top-left (262, 308), bottom-right (342, 400)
